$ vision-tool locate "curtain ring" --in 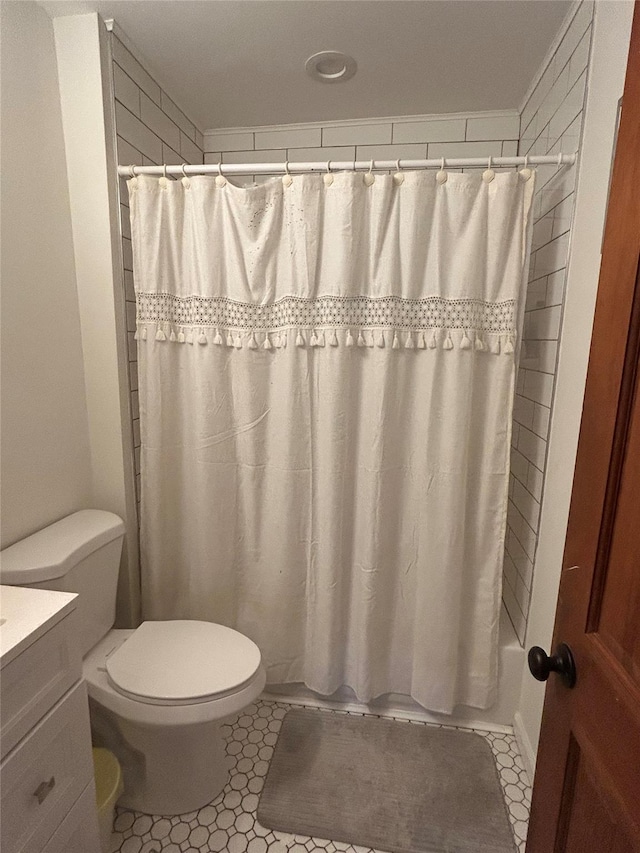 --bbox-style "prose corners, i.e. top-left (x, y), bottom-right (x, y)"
top-left (285, 161), bottom-right (291, 176)
top-left (396, 159), bottom-right (401, 172)
top-left (181, 163), bottom-right (188, 178)
top-left (162, 163), bottom-right (167, 180)
top-left (324, 160), bottom-right (334, 186)
top-left (557, 152), bottom-right (563, 170)
top-left (283, 160), bottom-right (293, 187)
top-left (129, 165), bottom-right (137, 178)
top-left (364, 159), bottom-right (375, 186)
top-left (520, 154), bottom-right (532, 181)
top-left (215, 160), bottom-right (226, 186)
